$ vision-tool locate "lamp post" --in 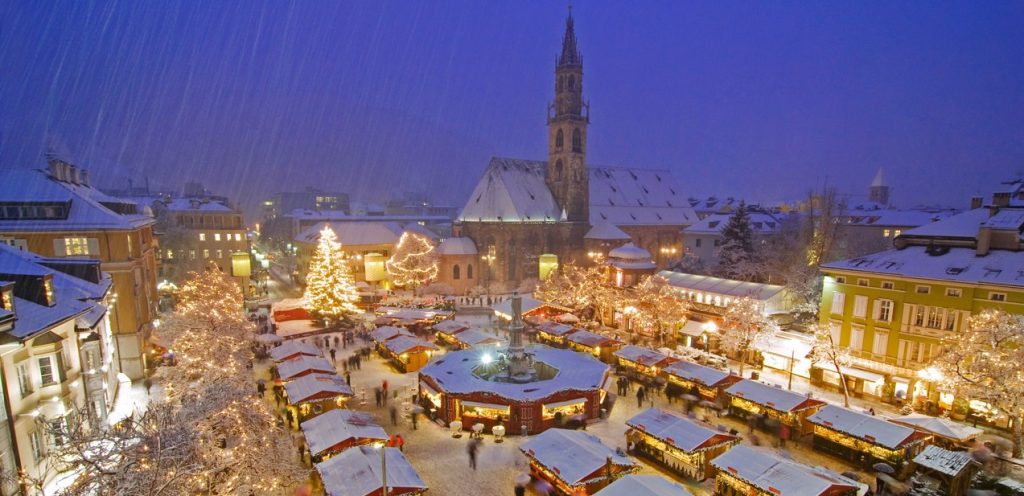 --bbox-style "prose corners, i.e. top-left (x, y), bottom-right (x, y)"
top-left (376, 442), bottom-right (388, 496)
